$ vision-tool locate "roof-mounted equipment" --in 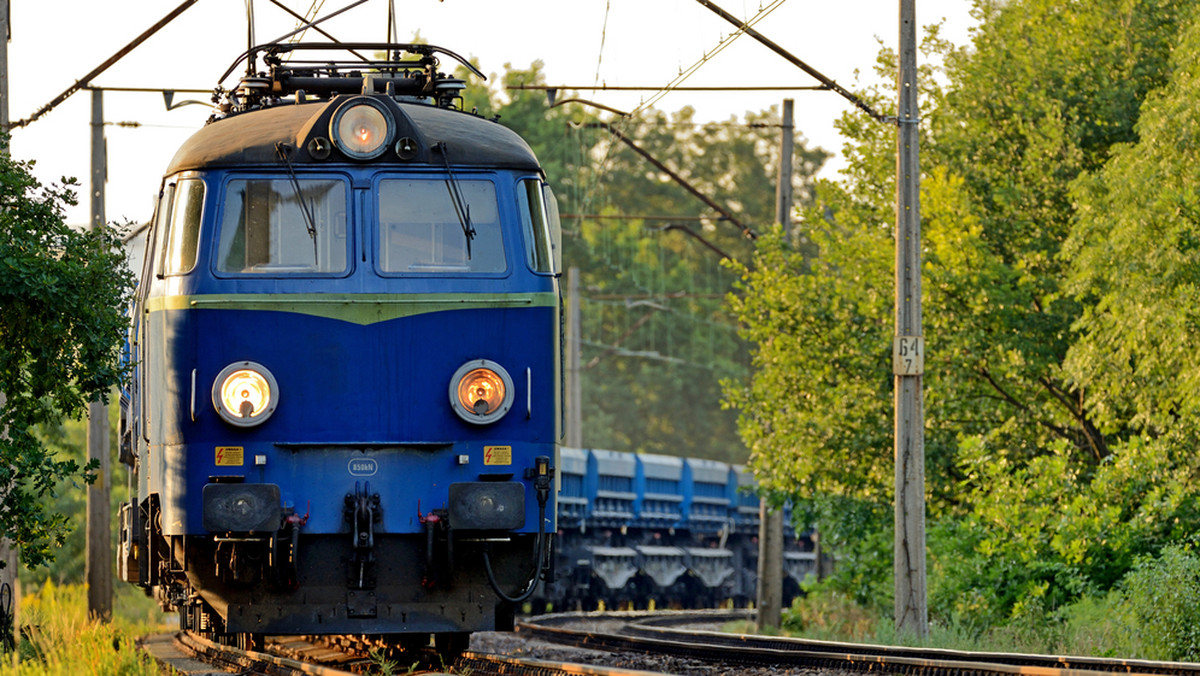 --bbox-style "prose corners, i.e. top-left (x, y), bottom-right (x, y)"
top-left (214, 42), bottom-right (485, 116)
